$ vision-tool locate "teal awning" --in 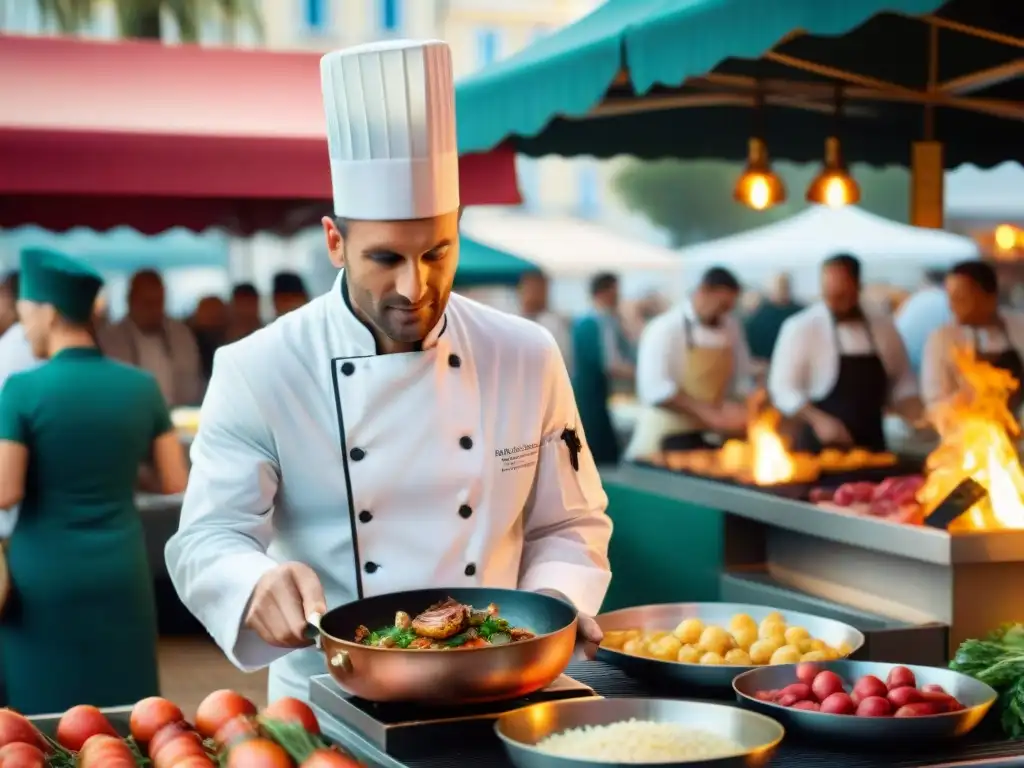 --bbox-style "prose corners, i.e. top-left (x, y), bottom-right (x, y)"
top-left (1, 226), bottom-right (228, 273)
top-left (455, 236), bottom-right (535, 288)
top-left (456, 0), bottom-right (1021, 168)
